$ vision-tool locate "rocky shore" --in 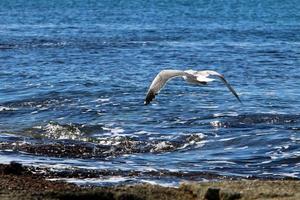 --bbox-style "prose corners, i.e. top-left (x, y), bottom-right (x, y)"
top-left (0, 162), bottom-right (299, 200)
